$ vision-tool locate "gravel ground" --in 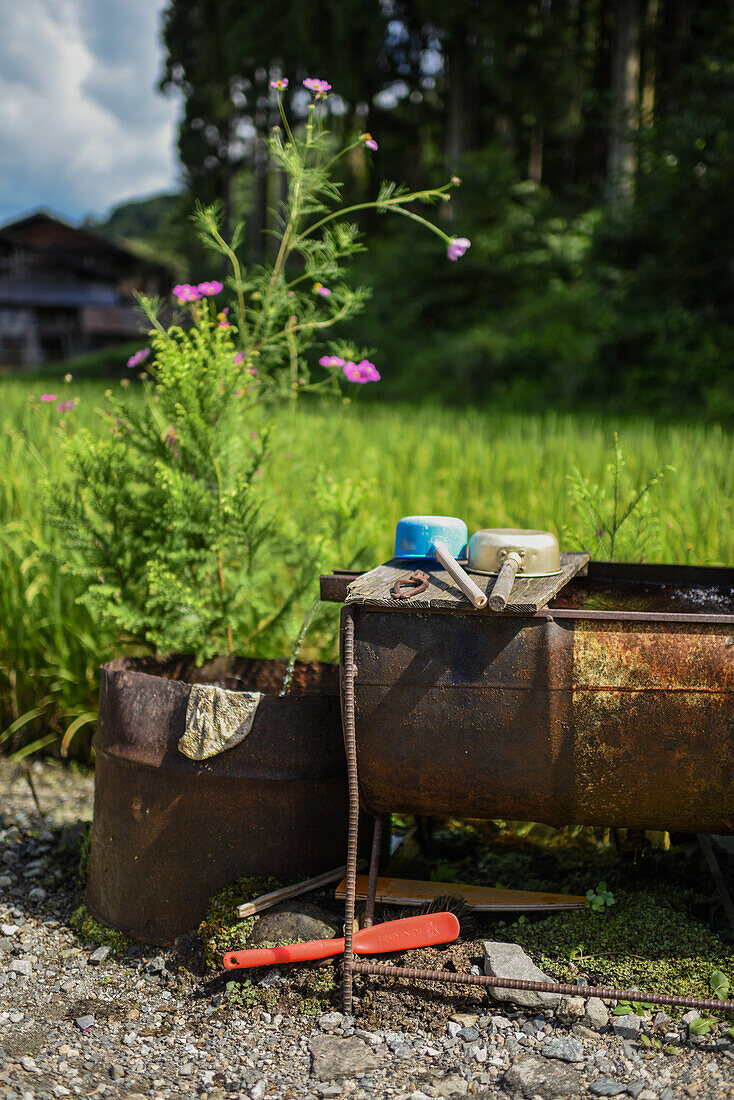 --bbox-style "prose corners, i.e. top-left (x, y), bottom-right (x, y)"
top-left (2, 758), bottom-right (734, 1100)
